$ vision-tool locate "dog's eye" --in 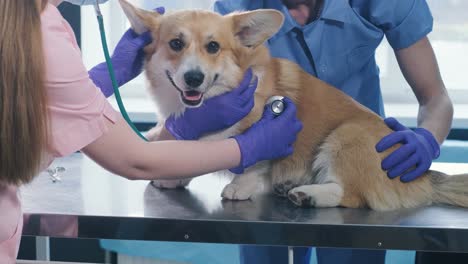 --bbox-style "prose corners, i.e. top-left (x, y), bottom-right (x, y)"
top-left (206, 41), bottom-right (220, 54)
top-left (169, 39), bottom-right (184, 52)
